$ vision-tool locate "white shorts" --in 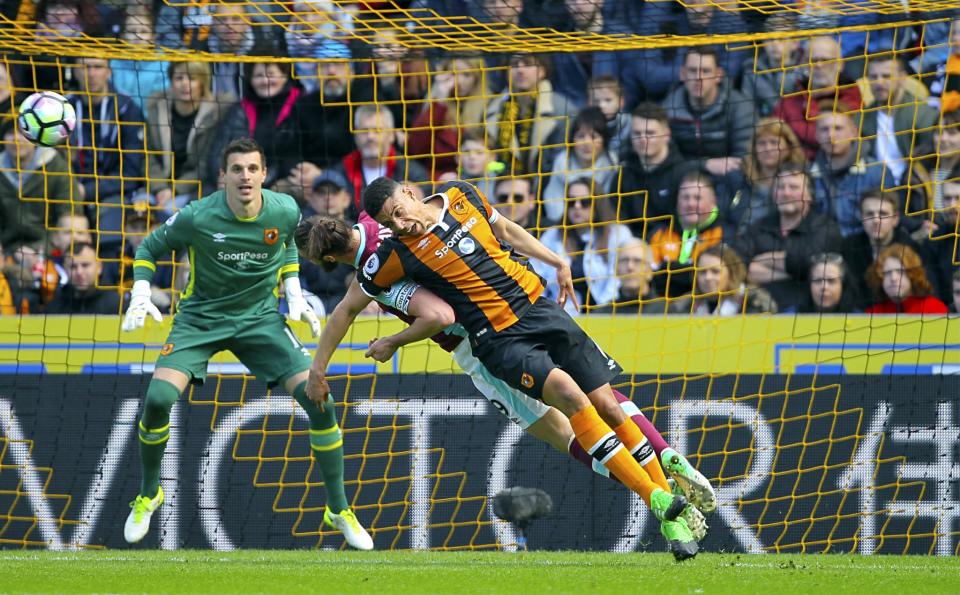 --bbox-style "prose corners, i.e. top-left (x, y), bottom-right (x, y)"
top-left (451, 337), bottom-right (551, 429)
top-left (377, 279), bottom-right (551, 429)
